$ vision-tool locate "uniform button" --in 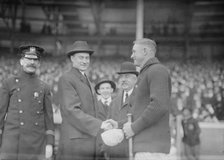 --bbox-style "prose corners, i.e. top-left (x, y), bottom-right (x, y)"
top-left (15, 79), bottom-right (19, 83)
top-left (36, 111), bottom-right (40, 114)
top-left (35, 122), bottom-right (38, 126)
top-left (17, 88), bottom-right (20, 91)
top-left (19, 110), bottom-right (23, 113)
top-left (38, 101), bottom-right (41, 104)
top-left (20, 122), bottom-right (24, 126)
top-left (18, 99), bottom-right (22, 102)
